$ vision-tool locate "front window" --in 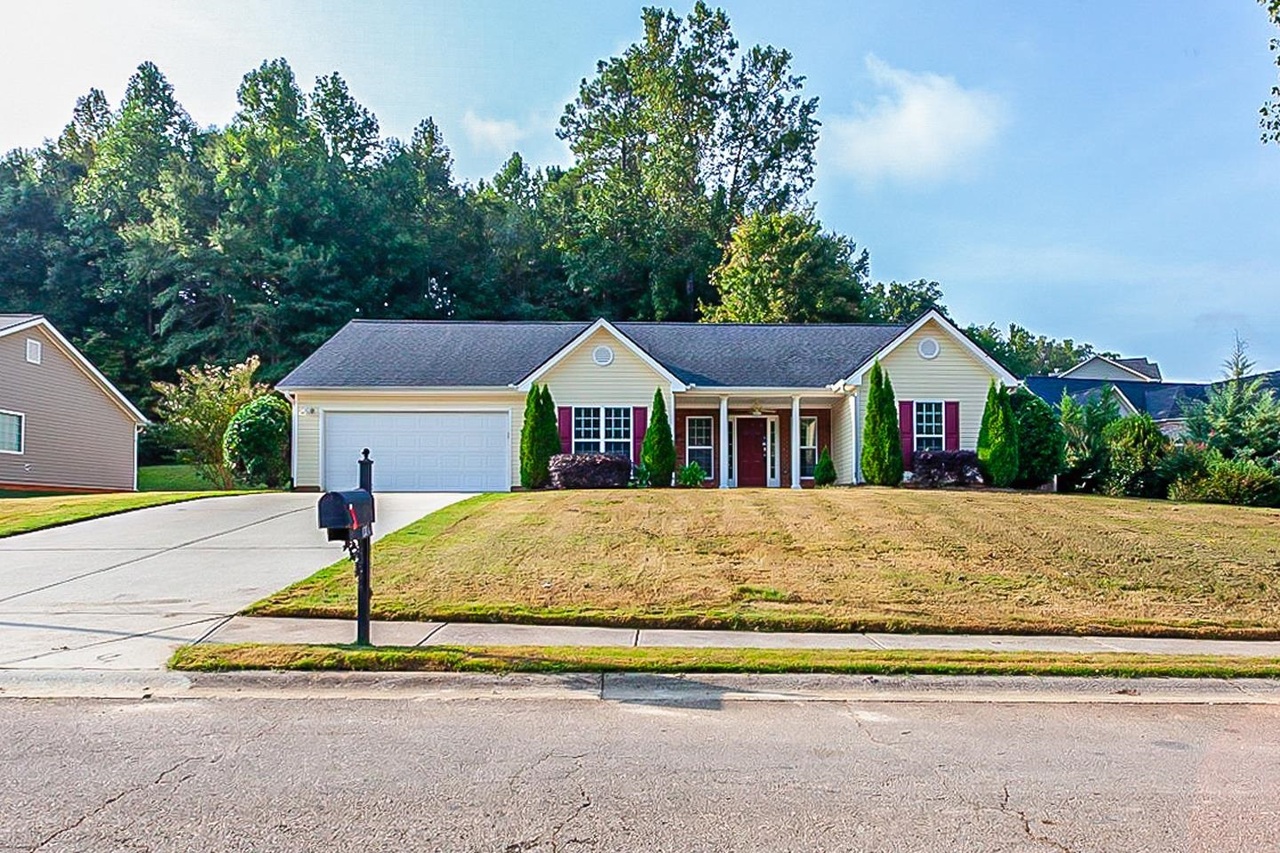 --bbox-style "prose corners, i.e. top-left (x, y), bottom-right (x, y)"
top-left (915, 402), bottom-right (944, 452)
top-left (573, 406), bottom-right (631, 458)
top-left (0, 411), bottom-right (23, 454)
top-left (799, 416), bottom-right (818, 477)
top-left (686, 416), bottom-right (714, 479)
